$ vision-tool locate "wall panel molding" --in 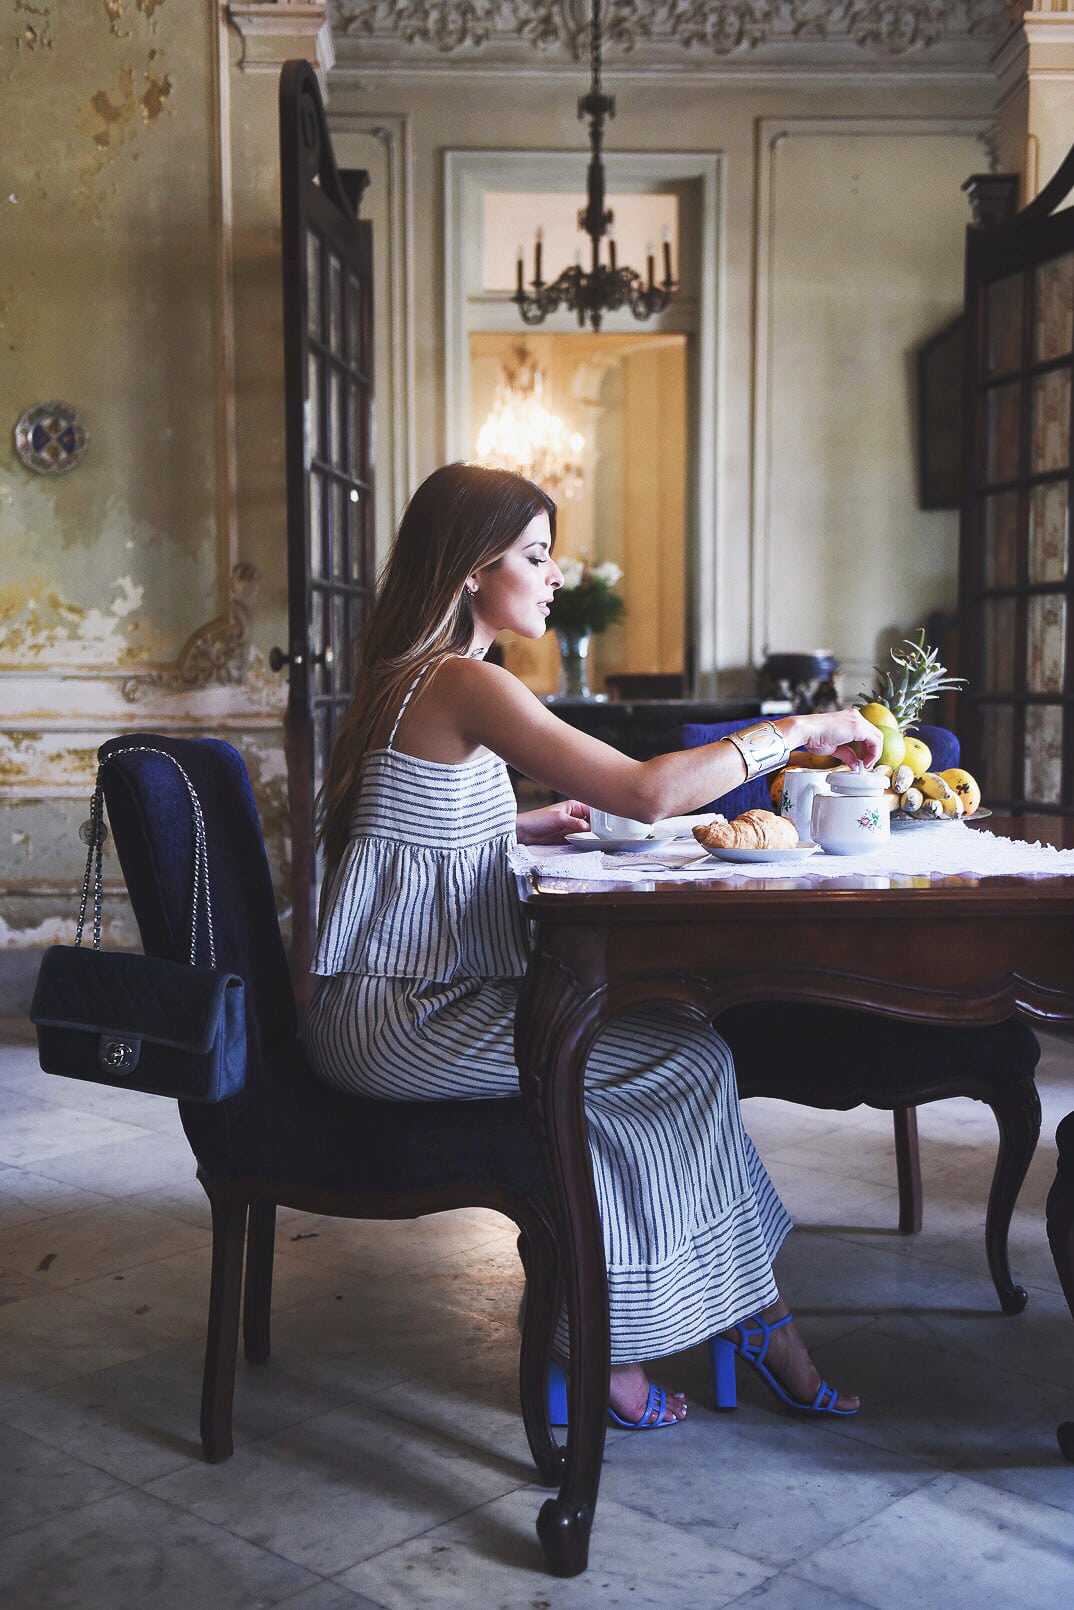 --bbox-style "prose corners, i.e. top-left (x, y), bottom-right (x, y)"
top-left (750, 115), bottom-right (991, 687)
